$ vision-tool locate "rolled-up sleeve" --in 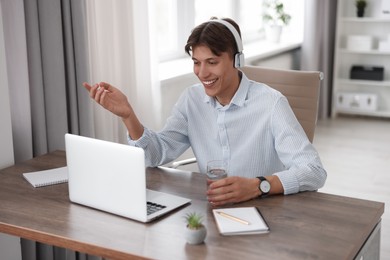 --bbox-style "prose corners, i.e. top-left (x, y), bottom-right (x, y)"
top-left (271, 97), bottom-right (327, 194)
